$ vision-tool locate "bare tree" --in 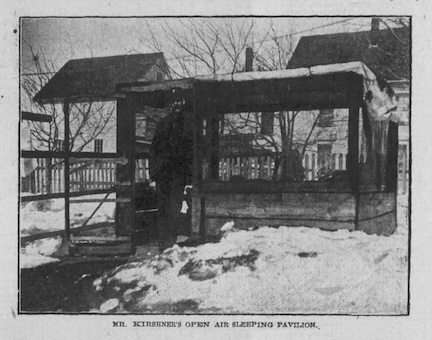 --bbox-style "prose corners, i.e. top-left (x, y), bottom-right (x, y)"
top-left (138, 18), bottom-right (257, 78)
top-left (137, 18), bottom-right (363, 180)
top-left (22, 40), bottom-right (115, 193)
